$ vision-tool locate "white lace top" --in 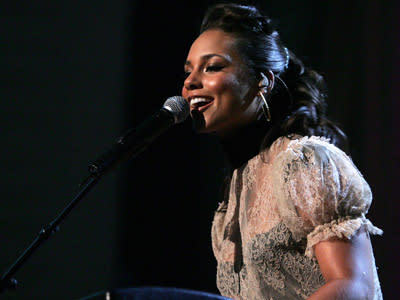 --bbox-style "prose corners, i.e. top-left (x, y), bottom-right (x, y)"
top-left (211, 136), bottom-right (383, 300)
